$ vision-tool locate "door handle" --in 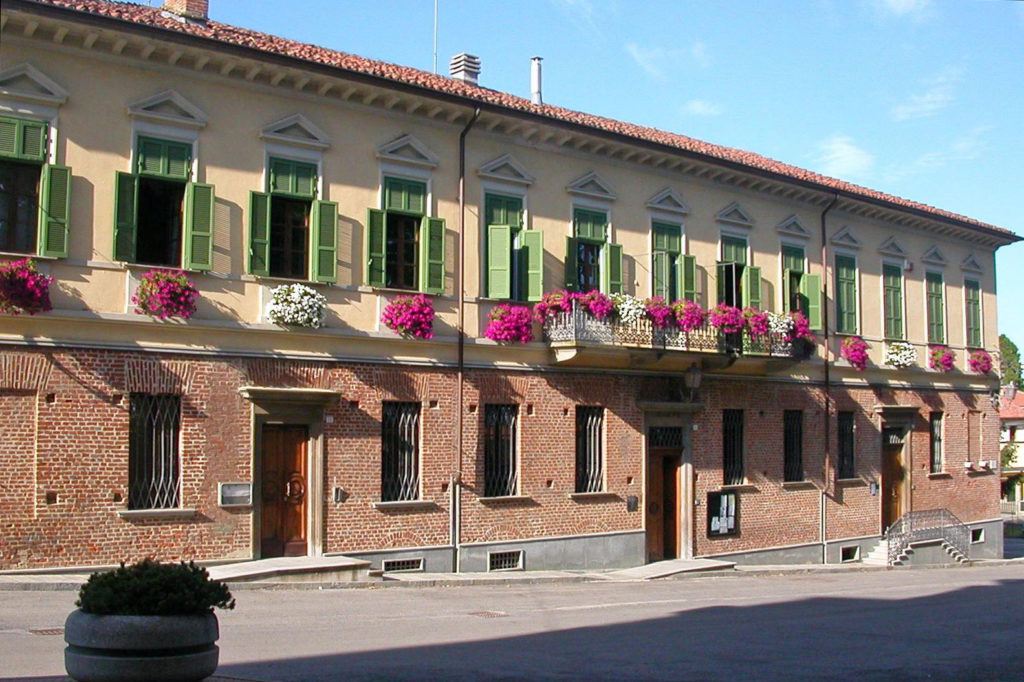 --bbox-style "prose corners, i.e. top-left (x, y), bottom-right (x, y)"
top-left (284, 474), bottom-right (305, 504)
